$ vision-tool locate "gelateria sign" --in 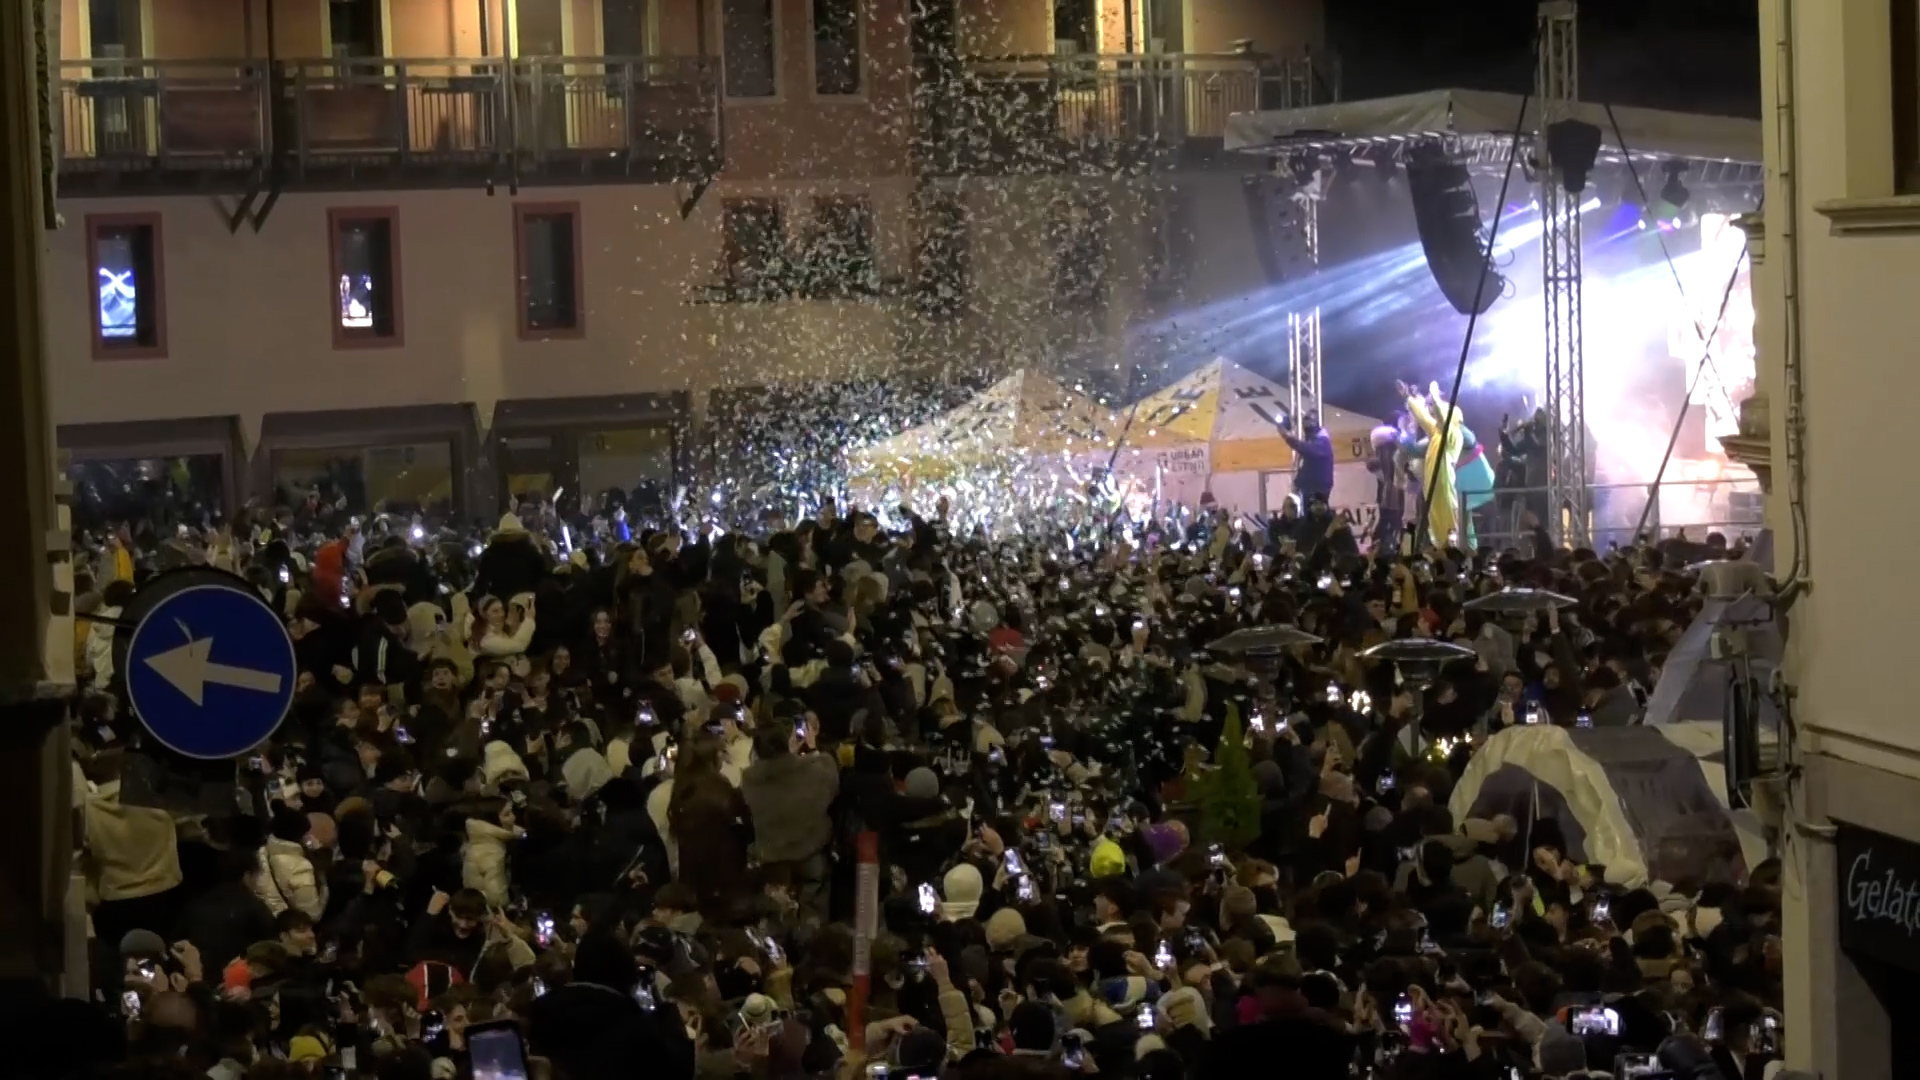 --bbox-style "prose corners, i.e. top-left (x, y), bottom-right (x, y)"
top-left (1837, 824), bottom-right (1920, 964)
